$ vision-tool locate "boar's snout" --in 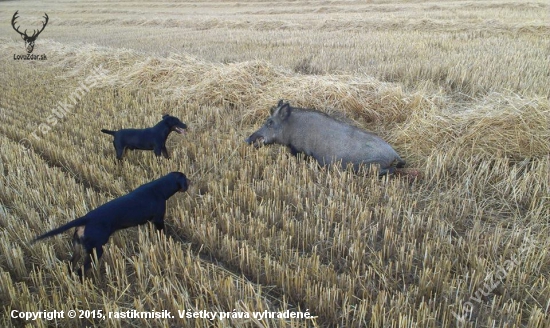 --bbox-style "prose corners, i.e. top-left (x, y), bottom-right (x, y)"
top-left (245, 133), bottom-right (265, 148)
